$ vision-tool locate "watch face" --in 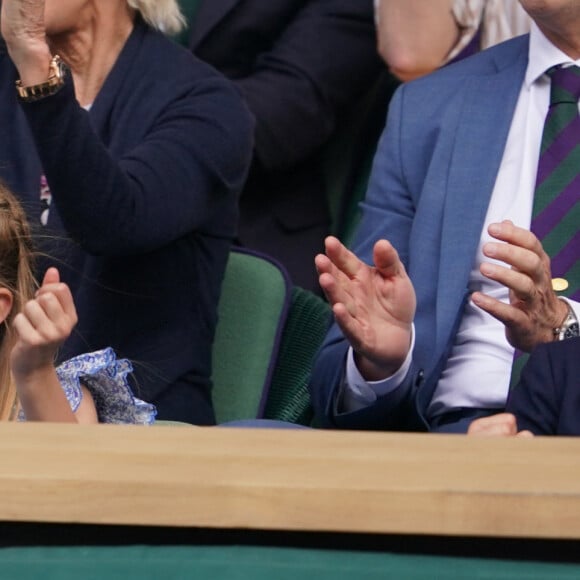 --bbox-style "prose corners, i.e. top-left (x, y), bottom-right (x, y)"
top-left (564, 322), bottom-right (580, 340)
